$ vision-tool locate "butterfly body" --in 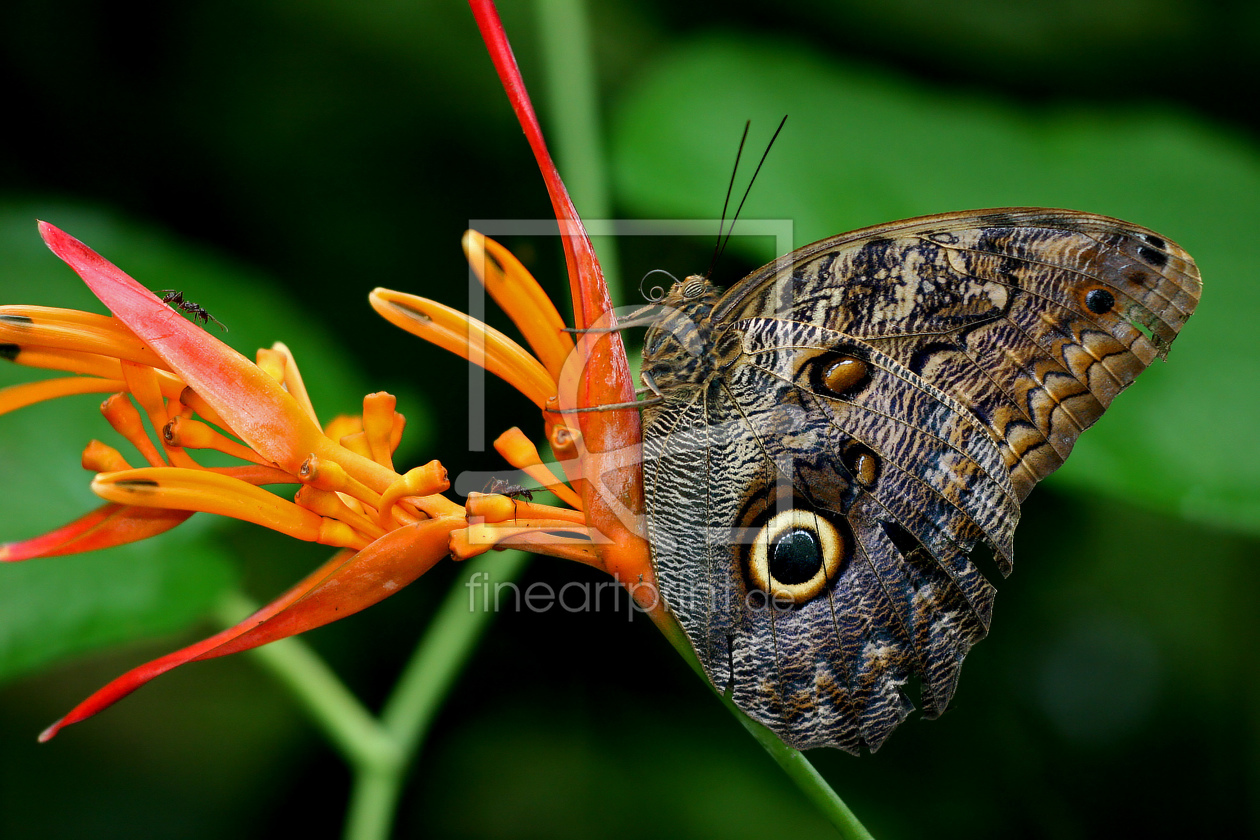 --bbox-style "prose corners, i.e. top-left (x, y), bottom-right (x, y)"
top-left (639, 209), bottom-right (1199, 752)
